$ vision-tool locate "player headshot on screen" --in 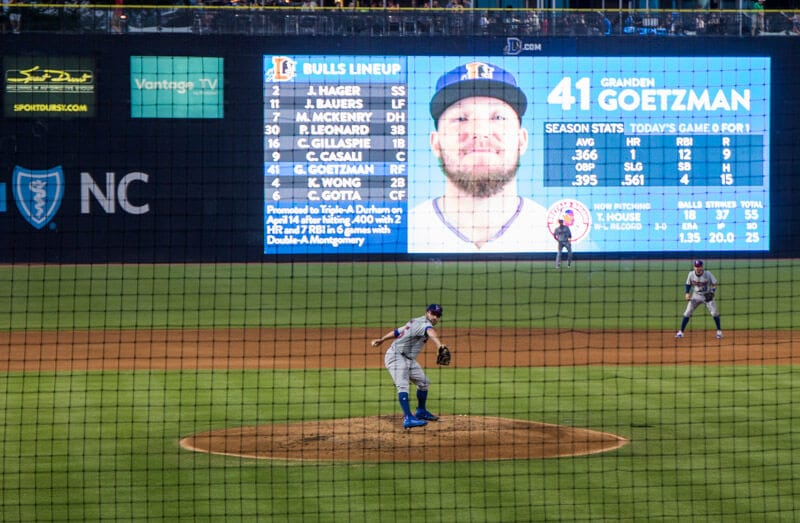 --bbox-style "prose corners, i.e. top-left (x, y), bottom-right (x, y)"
top-left (408, 62), bottom-right (553, 253)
